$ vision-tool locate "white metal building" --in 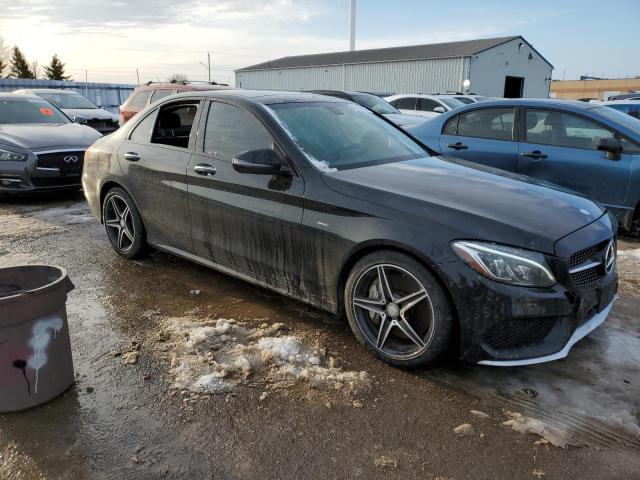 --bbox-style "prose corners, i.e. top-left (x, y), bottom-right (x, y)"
top-left (235, 36), bottom-right (553, 98)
